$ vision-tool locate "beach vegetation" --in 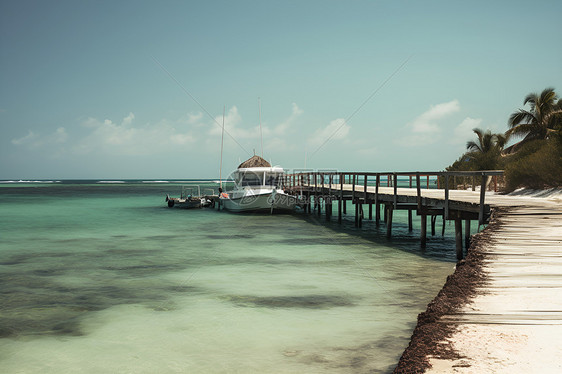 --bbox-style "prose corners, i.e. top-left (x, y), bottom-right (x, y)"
top-left (446, 87), bottom-right (562, 191)
top-left (503, 138), bottom-right (562, 190)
